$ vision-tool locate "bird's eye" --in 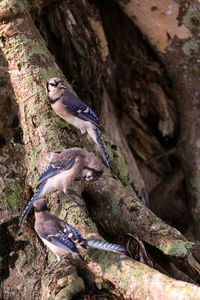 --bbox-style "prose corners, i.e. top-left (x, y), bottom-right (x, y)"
top-left (50, 83), bottom-right (56, 87)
